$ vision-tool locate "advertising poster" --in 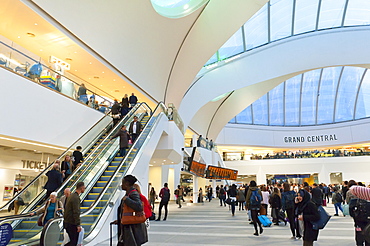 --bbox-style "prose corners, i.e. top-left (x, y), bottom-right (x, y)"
top-left (3, 186), bottom-right (13, 201)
